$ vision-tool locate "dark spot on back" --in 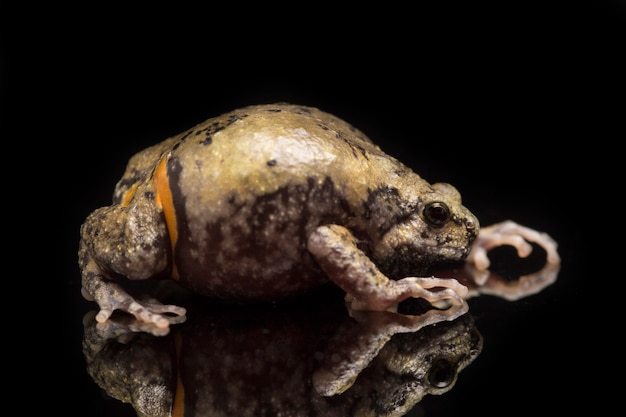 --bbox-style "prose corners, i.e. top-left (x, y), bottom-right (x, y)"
top-left (227, 114), bottom-right (246, 124)
top-left (196, 113), bottom-right (248, 145)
